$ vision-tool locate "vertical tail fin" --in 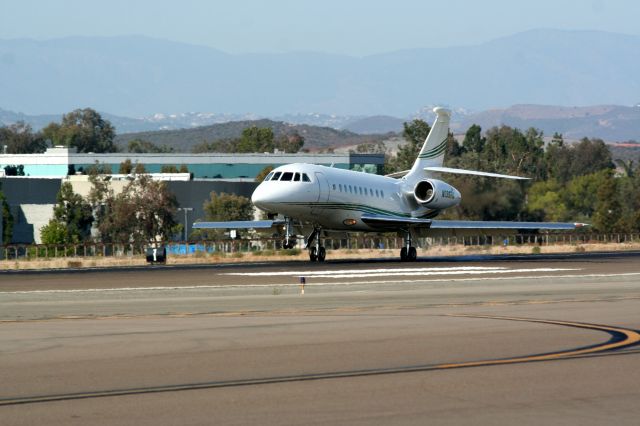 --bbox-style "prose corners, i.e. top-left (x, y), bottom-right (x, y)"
top-left (406, 107), bottom-right (451, 180)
